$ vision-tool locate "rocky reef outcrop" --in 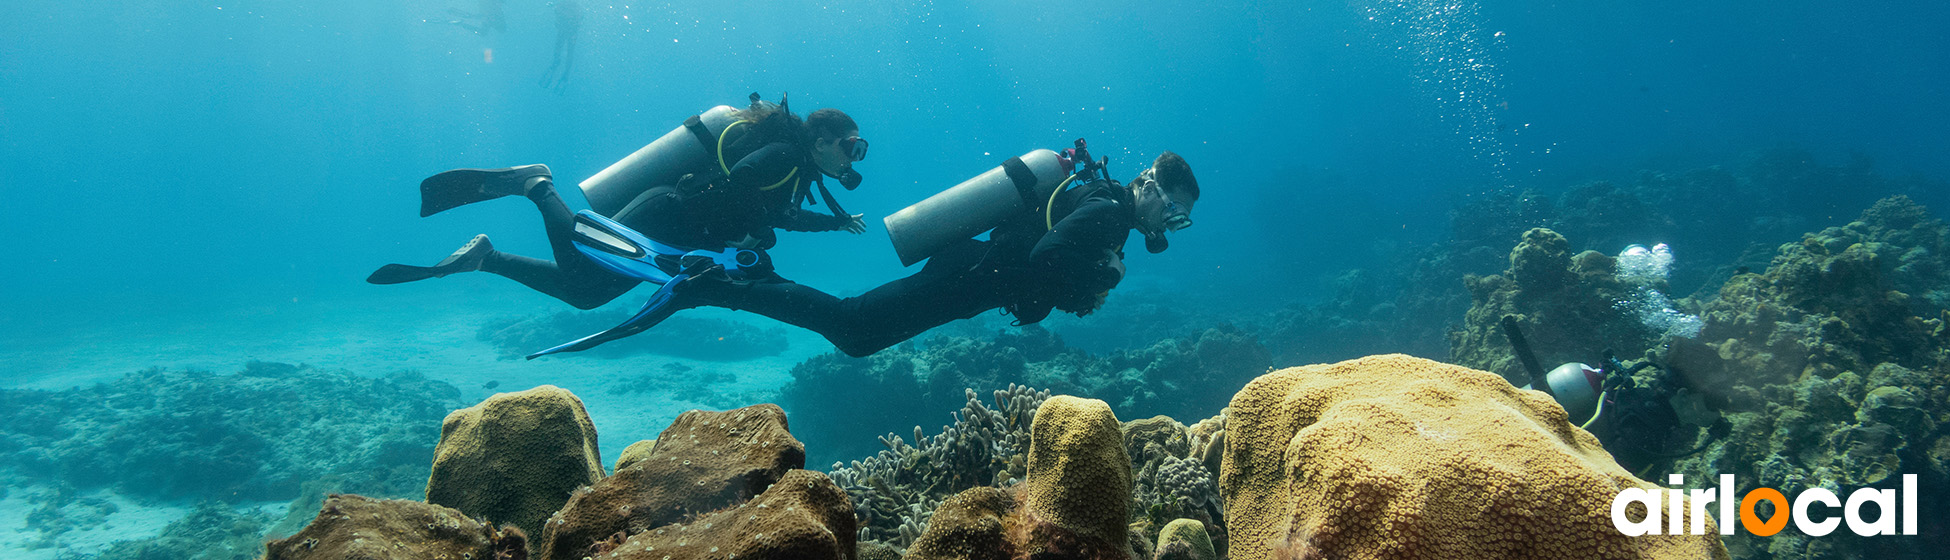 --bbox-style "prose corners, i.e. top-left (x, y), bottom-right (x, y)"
top-left (1449, 227), bottom-right (1662, 384)
top-left (425, 384), bottom-right (605, 538)
top-left (262, 494), bottom-right (528, 560)
top-left (1222, 354), bottom-right (1727, 560)
top-left (1652, 196), bottom-right (1950, 560)
top-left (573, 469), bottom-right (856, 560)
